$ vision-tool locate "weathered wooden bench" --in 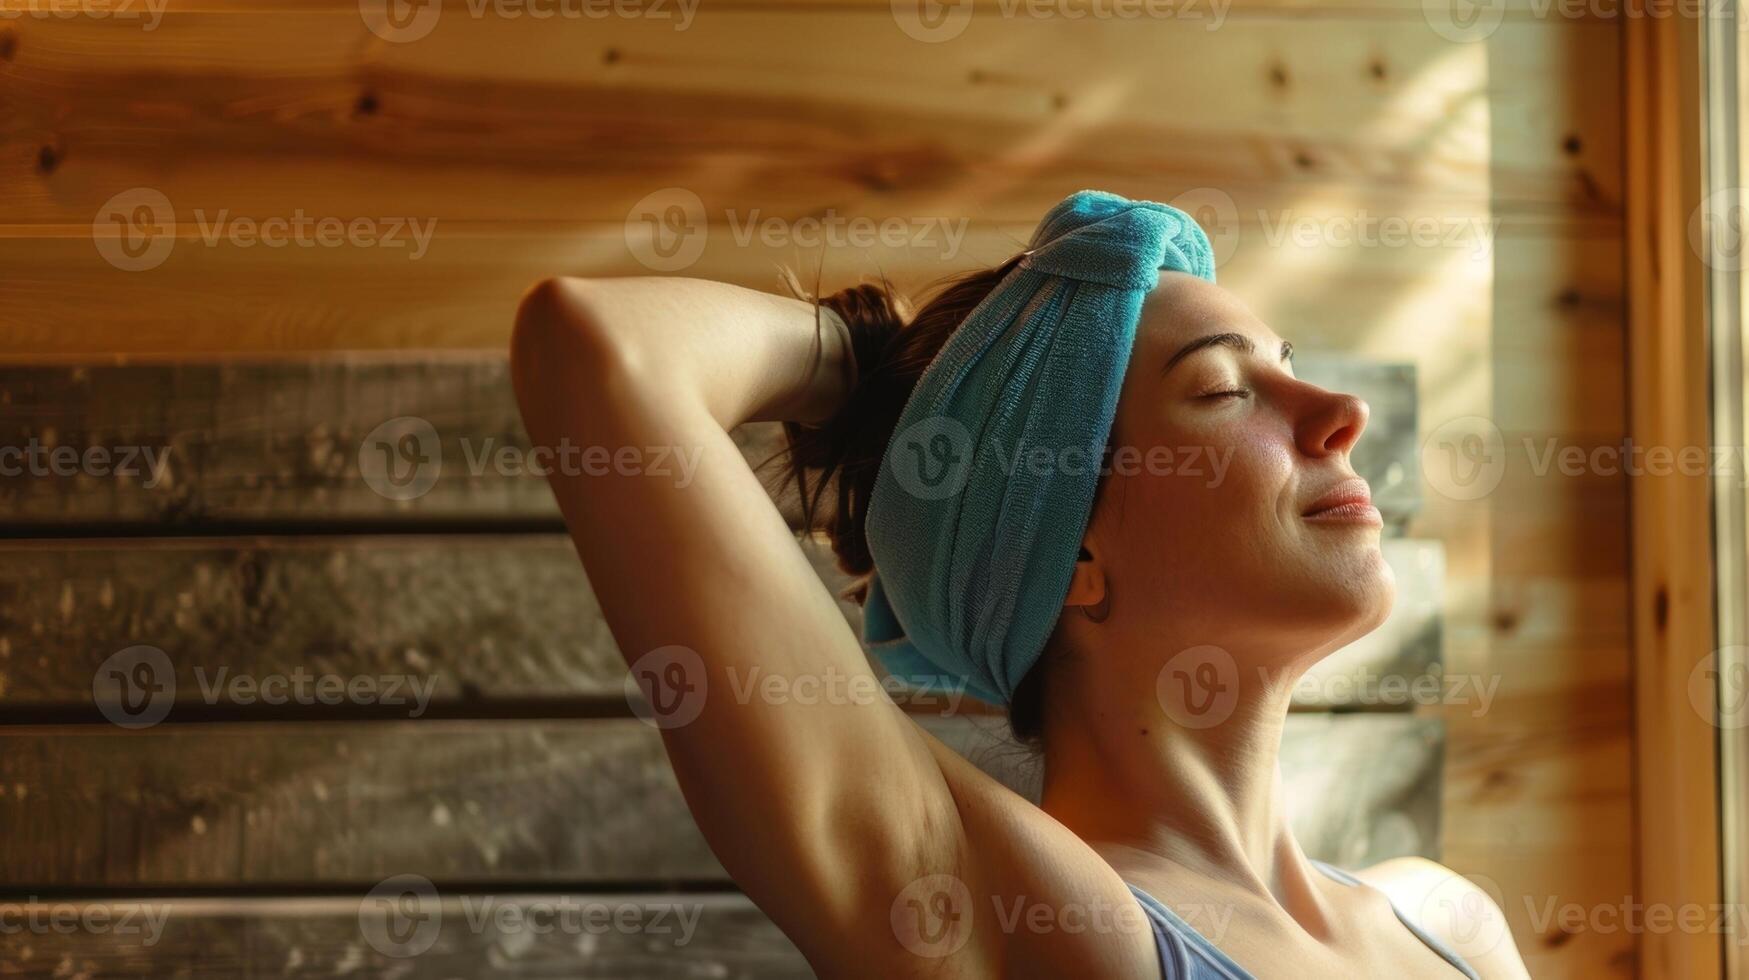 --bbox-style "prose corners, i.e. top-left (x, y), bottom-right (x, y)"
top-left (0, 354), bottom-right (1441, 978)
